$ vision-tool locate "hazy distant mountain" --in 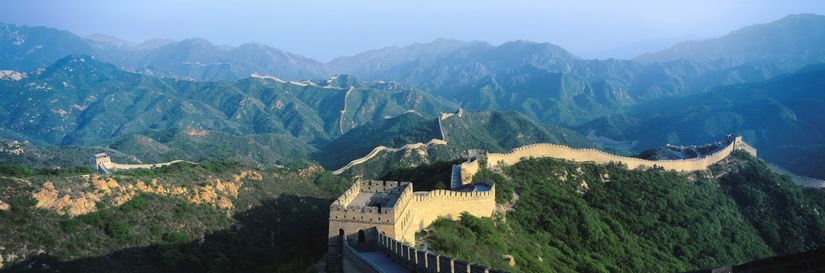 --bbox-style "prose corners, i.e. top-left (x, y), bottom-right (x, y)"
top-left (328, 38), bottom-right (479, 76)
top-left (588, 36), bottom-right (697, 60)
top-left (0, 23), bottom-right (95, 70)
top-left (324, 37), bottom-right (799, 126)
top-left (0, 23), bottom-right (329, 81)
top-left (1, 17), bottom-right (823, 129)
top-left (636, 14), bottom-right (825, 69)
top-left (93, 38), bottom-right (329, 81)
top-left (330, 39), bottom-right (579, 84)
top-left (580, 64), bottom-right (825, 178)
top-left (85, 33), bottom-right (135, 47)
